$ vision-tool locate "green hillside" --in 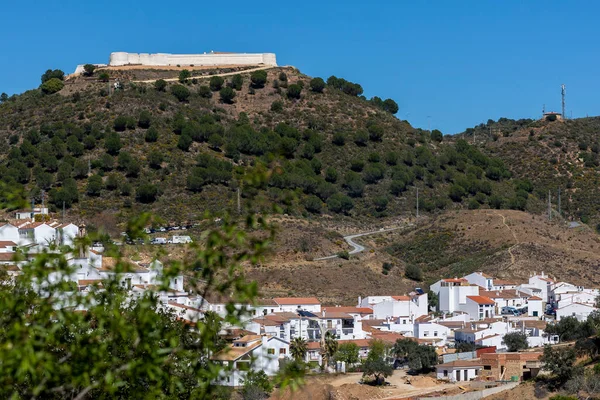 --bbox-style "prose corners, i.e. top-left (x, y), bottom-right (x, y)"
top-left (458, 116), bottom-right (600, 226)
top-left (0, 66), bottom-right (521, 229)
